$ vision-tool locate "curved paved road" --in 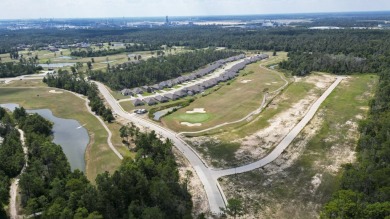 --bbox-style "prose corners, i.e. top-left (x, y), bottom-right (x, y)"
top-left (2, 66), bottom-right (344, 215)
top-left (212, 77), bottom-right (344, 178)
top-left (179, 63), bottom-right (290, 136)
top-left (96, 76), bottom-right (344, 214)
